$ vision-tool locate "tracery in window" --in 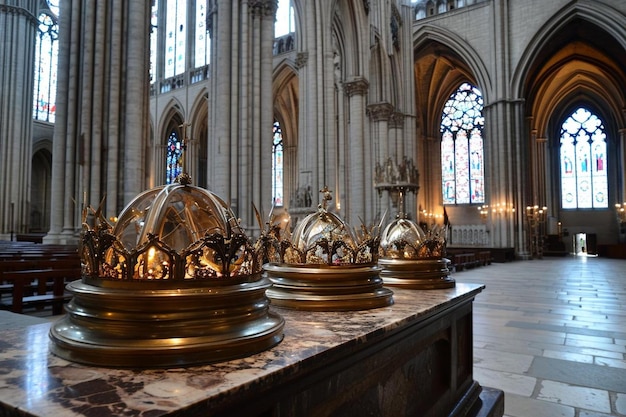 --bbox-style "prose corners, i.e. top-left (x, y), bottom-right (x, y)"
top-left (33, 10), bottom-right (59, 123)
top-left (560, 107), bottom-right (608, 209)
top-left (194, 0), bottom-right (210, 68)
top-left (166, 130), bottom-right (184, 185)
top-left (440, 82), bottom-right (485, 205)
top-left (164, 0), bottom-right (187, 79)
top-left (272, 120), bottom-right (284, 207)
